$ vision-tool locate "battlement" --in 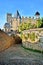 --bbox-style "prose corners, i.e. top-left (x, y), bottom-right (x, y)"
top-left (4, 11), bottom-right (41, 32)
top-left (7, 13), bottom-right (12, 16)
